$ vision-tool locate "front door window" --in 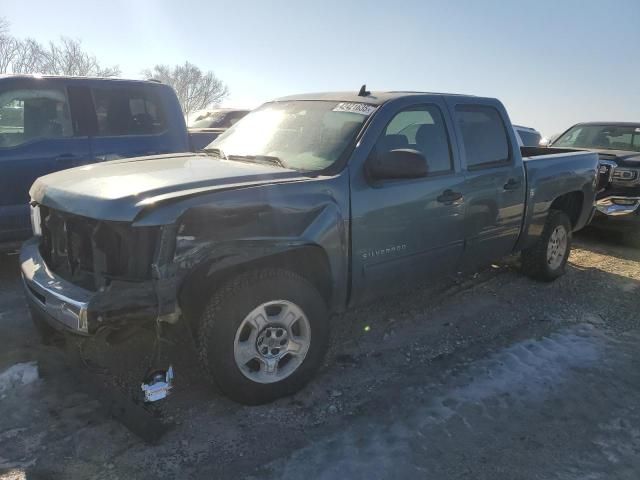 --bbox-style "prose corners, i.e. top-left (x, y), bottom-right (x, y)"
top-left (0, 89), bottom-right (73, 149)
